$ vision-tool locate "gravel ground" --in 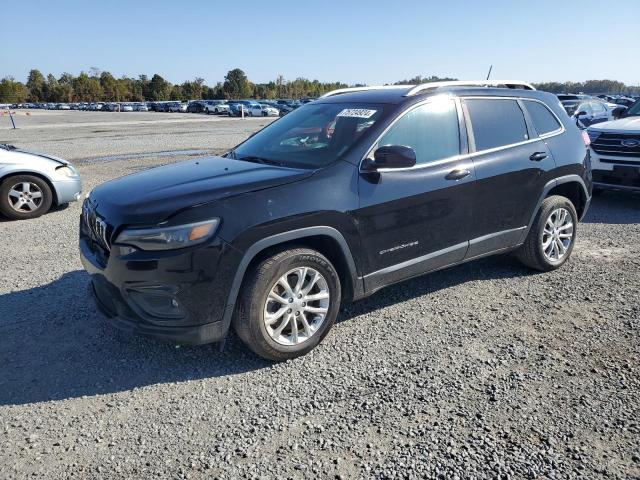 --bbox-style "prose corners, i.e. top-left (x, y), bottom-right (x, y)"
top-left (0, 112), bottom-right (639, 479)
